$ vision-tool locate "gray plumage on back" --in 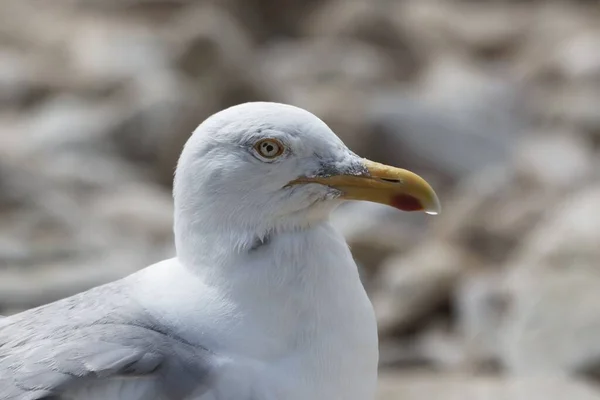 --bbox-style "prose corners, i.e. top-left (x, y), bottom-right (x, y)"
top-left (0, 277), bottom-right (215, 400)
